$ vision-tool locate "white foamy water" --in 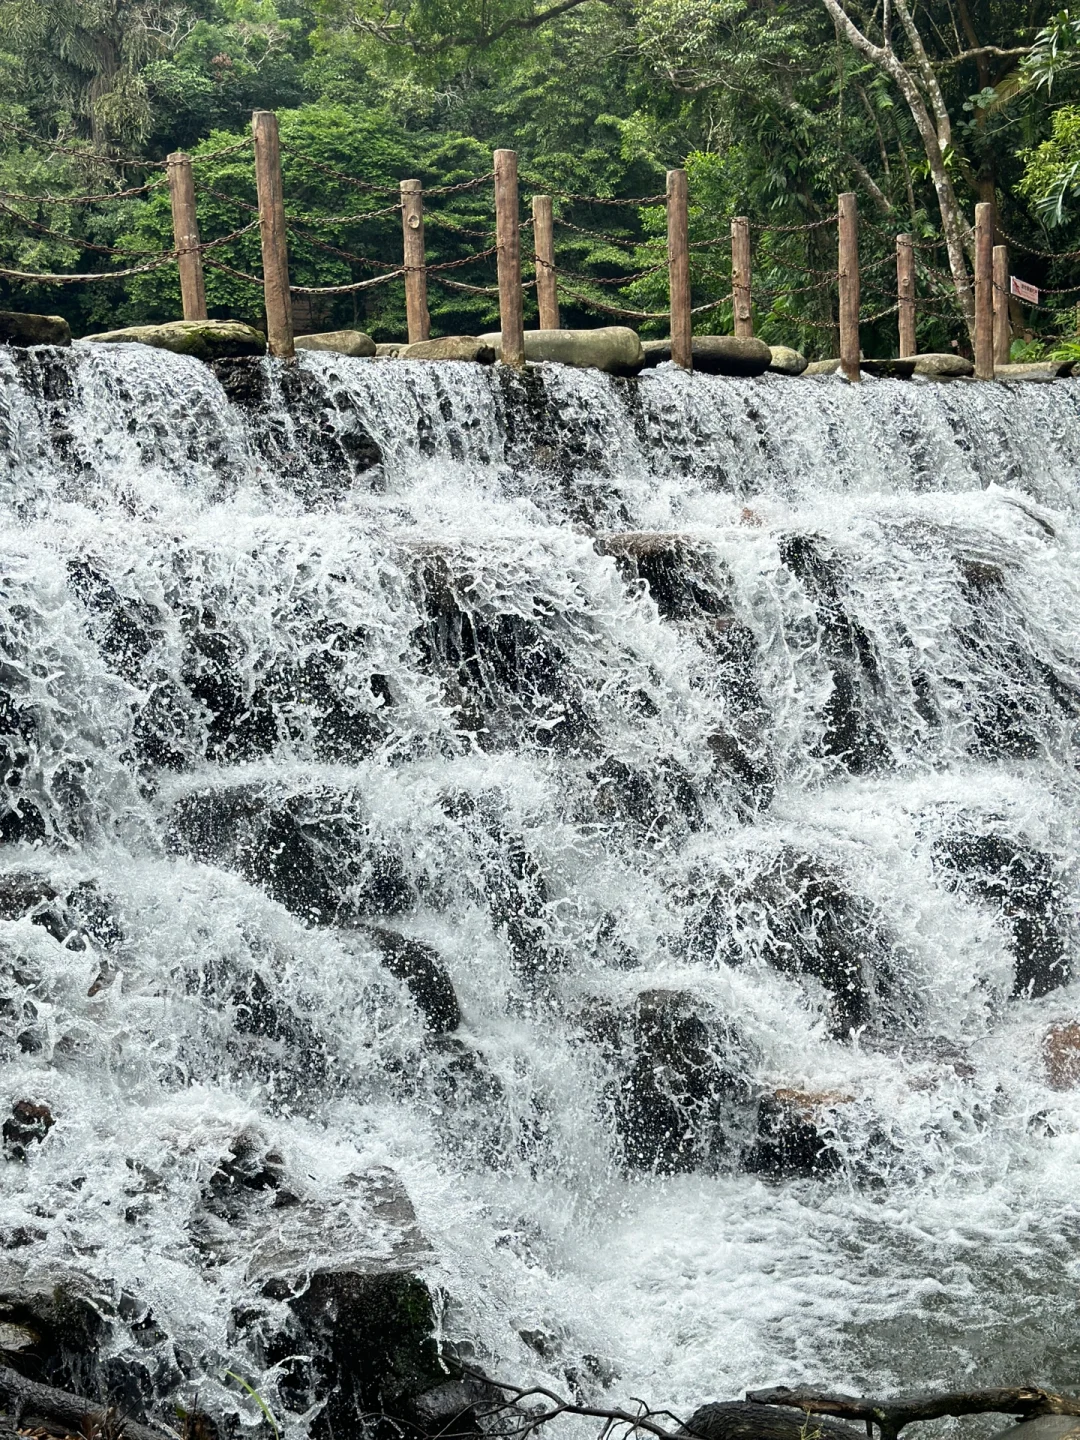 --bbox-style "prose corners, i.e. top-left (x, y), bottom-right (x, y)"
top-left (2, 346), bottom-right (1079, 1436)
